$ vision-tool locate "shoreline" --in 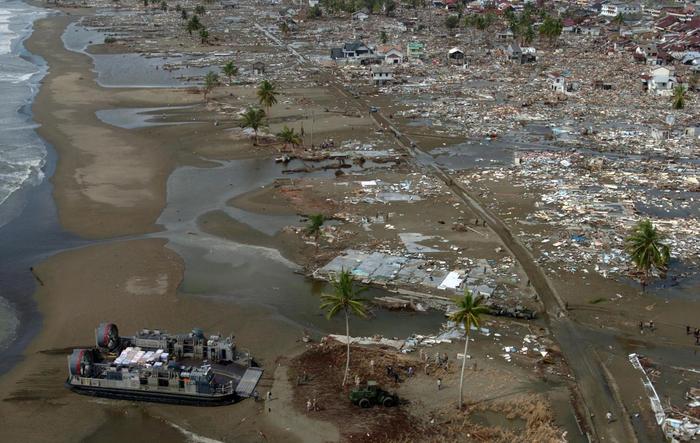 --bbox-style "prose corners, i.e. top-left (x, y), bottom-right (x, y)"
top-left (0, 10), bottom-right (340, 442)
top-left (0, 0), bottom-right (83, 376)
